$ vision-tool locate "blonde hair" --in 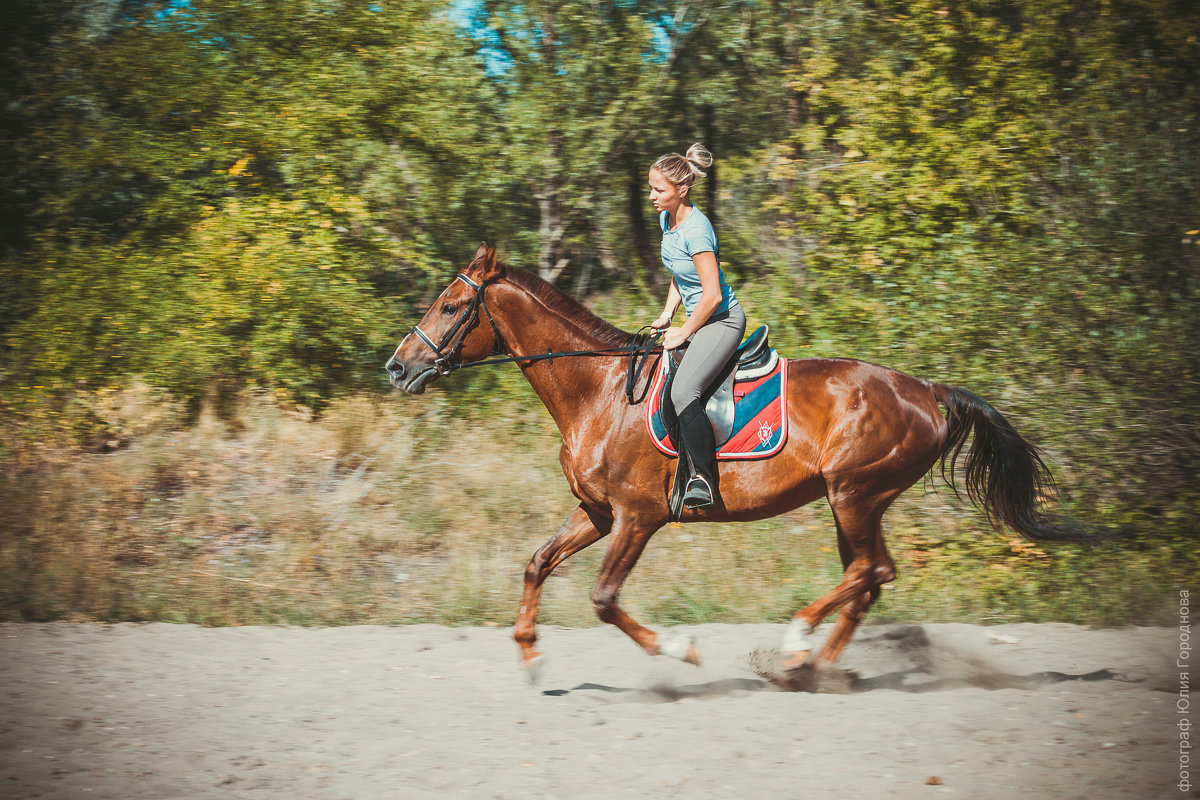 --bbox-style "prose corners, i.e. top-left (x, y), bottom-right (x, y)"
top-left (651, 143), bottom-right (713, 188)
